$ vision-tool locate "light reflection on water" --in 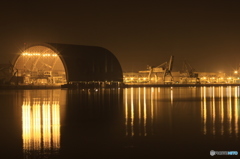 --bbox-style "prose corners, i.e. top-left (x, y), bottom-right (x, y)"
top-left (124, 86), bottom-right (240, 138)
top-left (9, 86), bottom-right (239, 158)
top-left (22, 90), bottom-right (62, 158)
top-left (201, 86), bottom-right (239, 137)
top-left (124, 87), bottom-right (174, 137)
